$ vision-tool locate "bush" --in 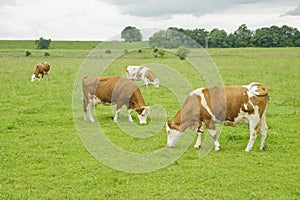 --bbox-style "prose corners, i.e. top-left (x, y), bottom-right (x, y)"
top-left (25, 50), bottom-right (31, 57)
top-left (36, 37), bottom-right (51, 49)
top-left (44, 52), bottom-right (50, 56)
top-left (105, 49), bottom-right (112, 54)
top-left (177, 47), bottom-right (190, 60)
top-left (138, 49), bottom-right (142, 53)
top-left (158, 50), bottom-right (165, 58)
